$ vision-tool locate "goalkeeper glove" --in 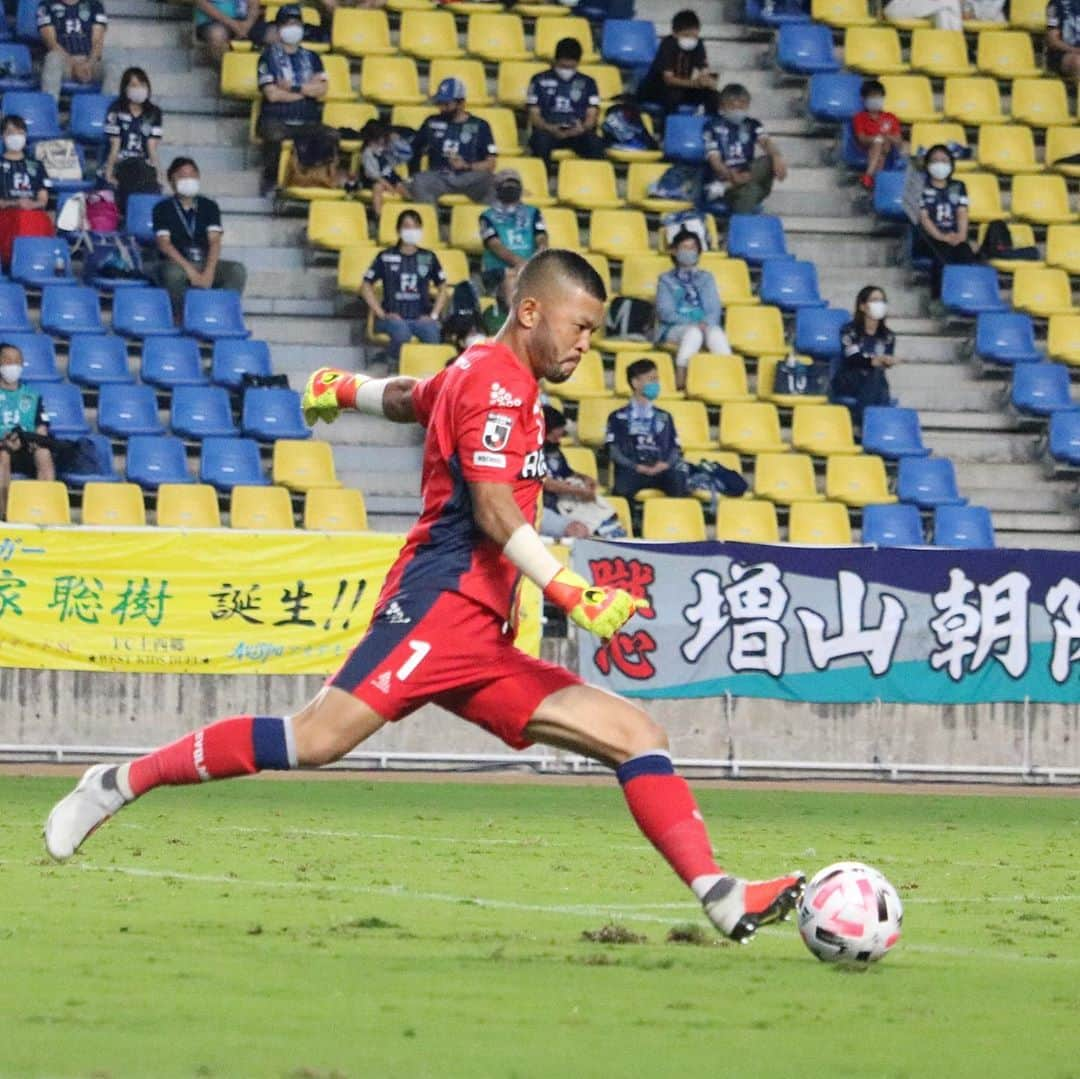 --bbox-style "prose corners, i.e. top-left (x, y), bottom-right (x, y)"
top-left (302, 367), bottom-right (369, 427)
top-left (543, 568), bottom-right (647, 641)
